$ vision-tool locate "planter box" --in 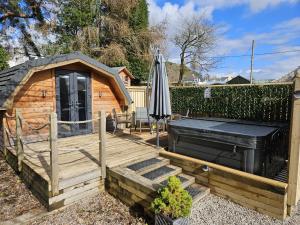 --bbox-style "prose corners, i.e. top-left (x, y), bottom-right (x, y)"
top-left (155, 214), bottom-right (189, 225)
